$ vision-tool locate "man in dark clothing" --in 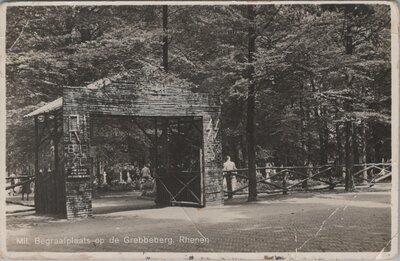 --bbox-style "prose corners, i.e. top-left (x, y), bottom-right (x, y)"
top-left (21, 175), bottom-right (32, 201)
